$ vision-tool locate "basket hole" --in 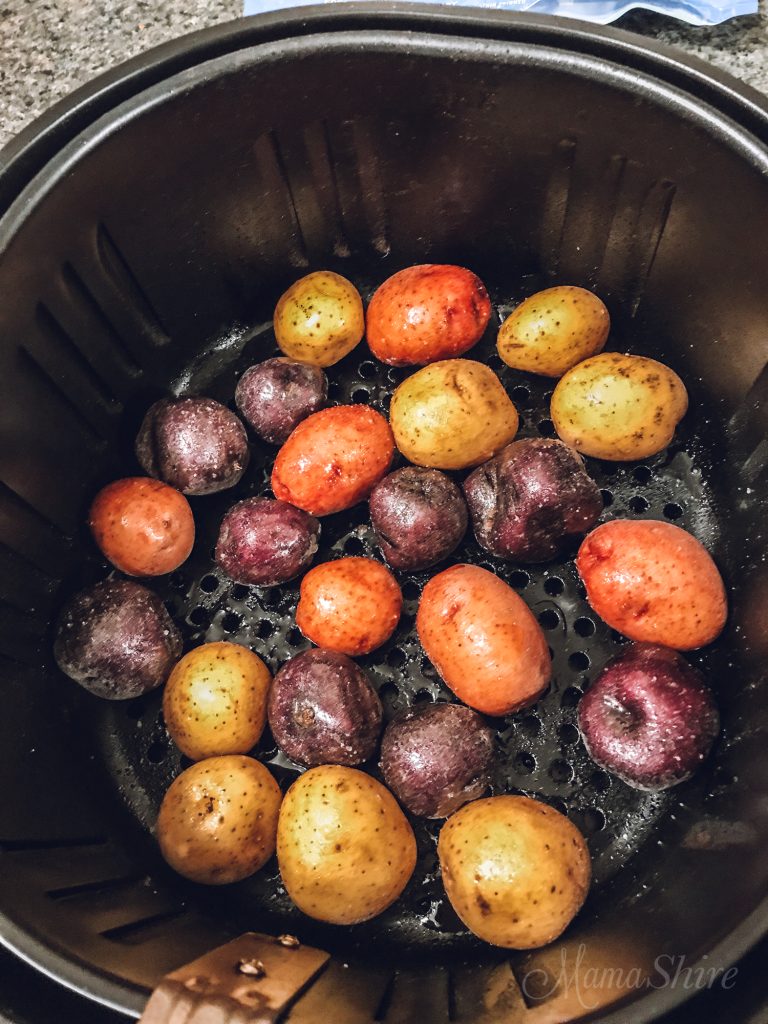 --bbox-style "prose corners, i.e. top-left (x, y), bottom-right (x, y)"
top-left (629, 495), bottom-right (650, 514)
top-left (600, 489), bottom-right (614, 508)
top-left (344, 536), bottom-right (365, 556)
top-left (511, 385), bottom-right (530, 405)
top-left (510, 570), bottom-right (531, 590)
top-left (537, 419), bottom-right (556, 438)
top-left (381, 394), bottom-right (392, 412)
top-left (568, 651), bottom-right (590, 672)
top-left (574, 616), bottom-right (595, 638)
top-left (287, 626), bottom-right (303, 647)
top-left (561, 686), bottom-right (583, 709)
top-left (414, 689), bottom-right (434, 706)
top-left (570, 806), bottom-right (606, 834)
top-left (379, 681), bottom-right (399, 704)
top-left (520, 714), bottom-right (541, 737)
top-left (231, 584), bottom-right (249, 601)
top-left (147, 741), bottom-right (168, 765)
top-left (358, 361), bottom-right (377, 379)
top-left (550, 796), bottom-right (568, 815)
top-left (257, 619), bottom-right (273, 640)
top-left (544, 577), bottom-right (564, 597)
top-left (200, 574), bottom-right (219, 594)
top-left (633, 466), bottom-right (653, 484)
top-left (261, 589), bottom-right (281, 610)
top-left (221, 612), bottom-right (241, 633)
top-left (189, 607), bottom-right (210, 628)
top-left (352, 387), bottom-right (369, 403)
top-left (664, 502), bottom-right (684, 520)
top-left (549, 759), bottom-right (574, 784)
top-left (558, 723), bottom-right (579, 745)
top-left (514, 751), bottom-right (536, 775)
top-left (590, 770), bottom-right (611, 793)
top-left (387, 647), bottom-right (406, 668)
top-left (538, 609), bottom-right (560, 631)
